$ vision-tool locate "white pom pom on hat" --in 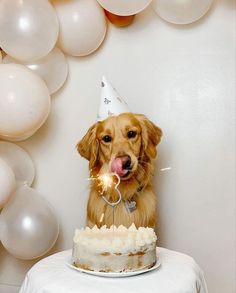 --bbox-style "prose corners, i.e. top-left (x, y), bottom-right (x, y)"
top-left (97, 76), bottom-right (130, 121)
